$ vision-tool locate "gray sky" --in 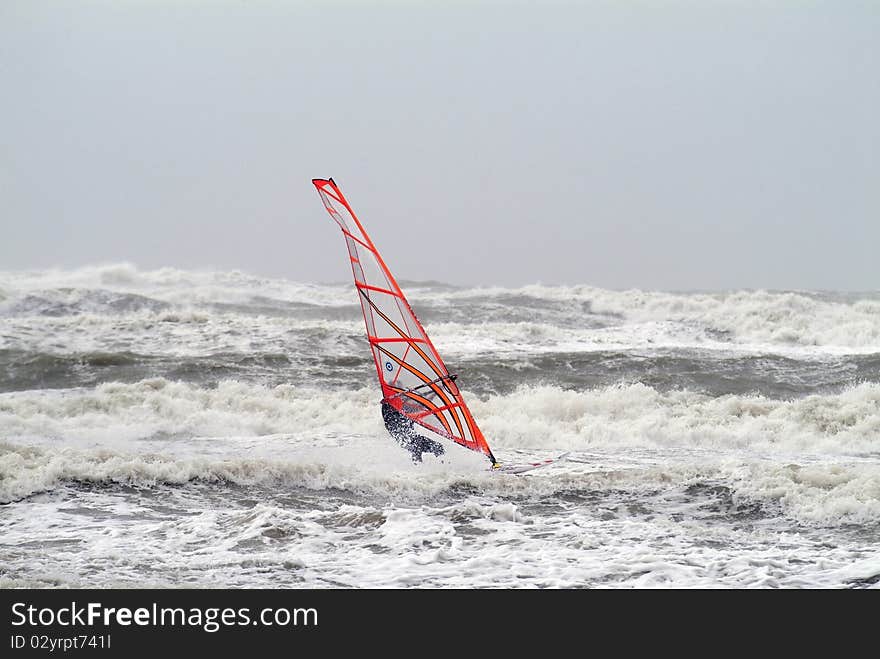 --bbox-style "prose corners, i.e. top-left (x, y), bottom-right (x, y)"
top-left (2, 1), bottom-right (878, 290)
